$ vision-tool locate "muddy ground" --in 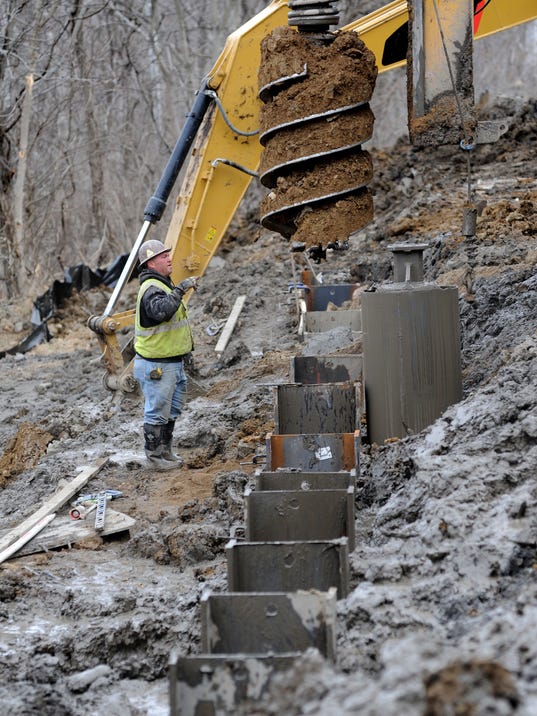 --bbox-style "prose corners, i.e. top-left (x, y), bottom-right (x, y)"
top-left (0, 98), bottom-right (536, 715)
